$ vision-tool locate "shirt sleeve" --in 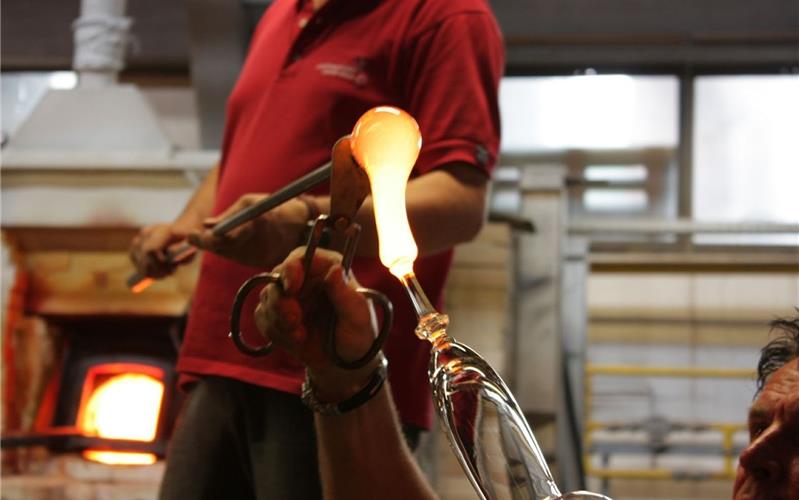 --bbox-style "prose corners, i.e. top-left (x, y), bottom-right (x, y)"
top-left (399, 10), bottom-right (505, 177)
